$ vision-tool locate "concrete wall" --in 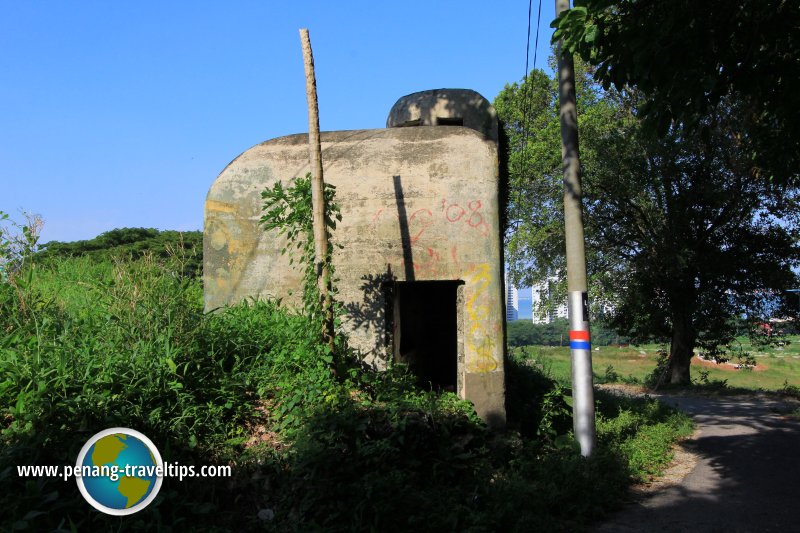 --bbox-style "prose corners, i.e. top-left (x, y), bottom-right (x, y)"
top-left (205, 115), bottom-right (505, 425)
